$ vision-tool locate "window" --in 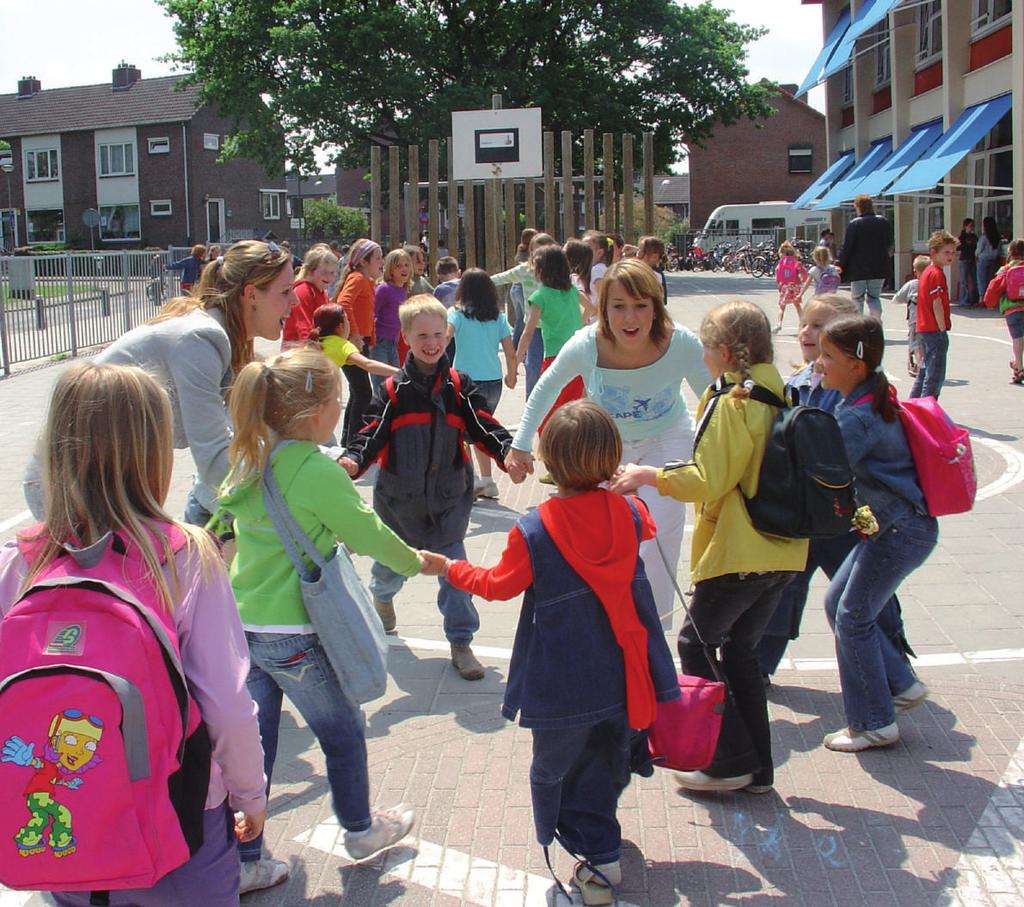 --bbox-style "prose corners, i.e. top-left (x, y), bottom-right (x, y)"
top-left (203, 133), bottom-right (220, 151)
top-left (872, 21), bottom-right (891, 87)
top-left (914, 184), bottom-right (945, 245)
top-left (972, 0), bottom-right (1012, 35)
top-left (26, 148), bottom-right (58, 182)
top-left (917, 0), bottom-right (942, 65)
top-left (99, 205), bottom-right (141, 240)
top-left (261, 190), bottom-right (283, 220)
top-left (841, 65), bottom-right (853, 105)
top-left (27, 209), bottom-right (65, 243)
top-left (148, 137), bottom-right (170, 154)
top-left (98, 143), bottom-right (135, 177)
top-left (968, 111), bottom-right (1014, 238)
top-left (150, 199), bottom-right (173, 217)
top-left (788, 145), bottom-right (813, 174)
